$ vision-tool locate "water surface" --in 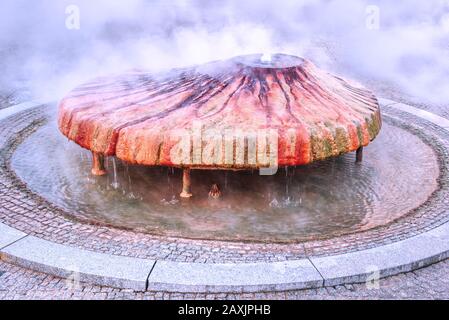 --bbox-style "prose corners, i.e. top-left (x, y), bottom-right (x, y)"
top-left (12, 119), bottom-right (439, 242)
